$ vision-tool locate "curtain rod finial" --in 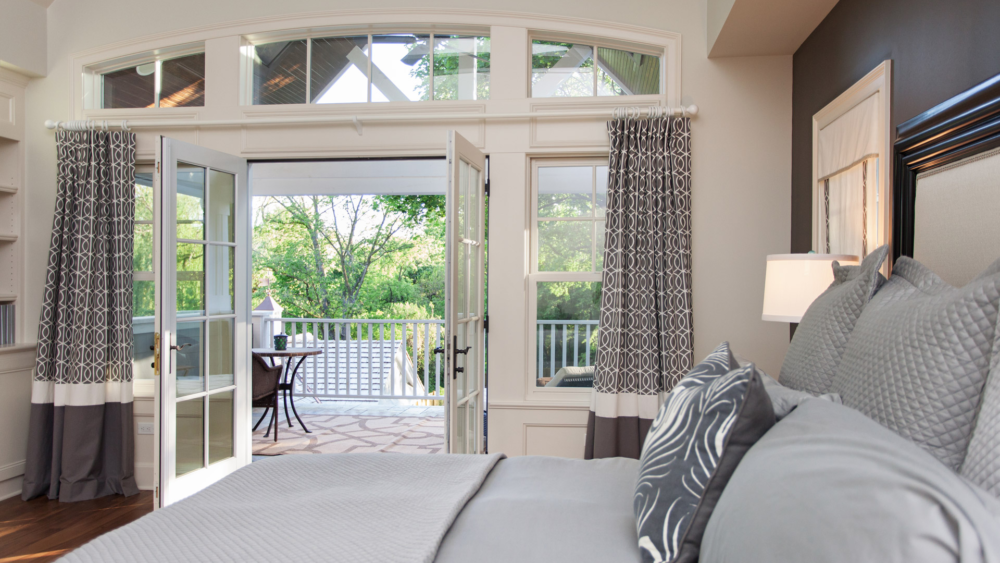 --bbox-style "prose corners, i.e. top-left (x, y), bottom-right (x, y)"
top-left (44, 120), bottom-right (58, 130)
top-left (684, 105), bottom-right (699, 117)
